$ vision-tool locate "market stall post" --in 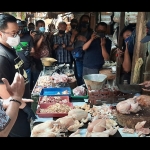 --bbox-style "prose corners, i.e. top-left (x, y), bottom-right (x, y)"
top-left (130, 12), bottom-right (148, 84)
